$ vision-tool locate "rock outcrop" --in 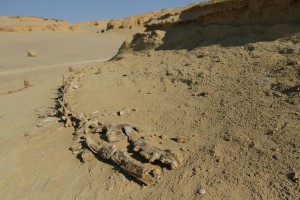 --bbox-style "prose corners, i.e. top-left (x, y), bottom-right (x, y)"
top-left (117, 0), bottom-right (300, 52)
top-left (105, 3), bottom-right (201, 30)
top-left (145, 0), bottom-right (300, 30)
top-left (106, 9), bottom-right (176, 30)
top-left (0, 16), bottom-right (81, 32)
top-left (0, 3), bottom-right (196, 32)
